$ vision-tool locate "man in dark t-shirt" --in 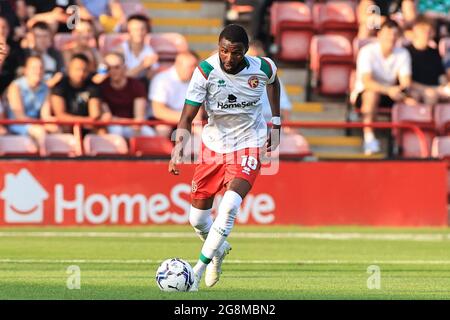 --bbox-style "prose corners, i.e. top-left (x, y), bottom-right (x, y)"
top-left (406, 15), bottom-right (448, 105)
top-left (100, 52), bottom-right (155, 138)
top-left (51, 53), bottom-right (101, 133)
